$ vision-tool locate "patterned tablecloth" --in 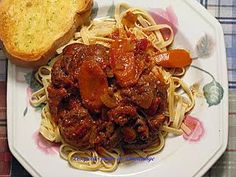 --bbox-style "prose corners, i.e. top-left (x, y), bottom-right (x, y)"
top-left (0, 0), bottom-right (235, 176)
